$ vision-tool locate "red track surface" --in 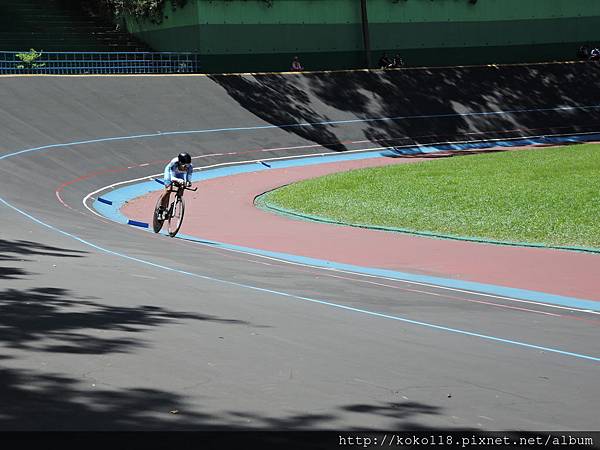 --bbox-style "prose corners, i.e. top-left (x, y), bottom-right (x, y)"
top-left (122, 156), bottom-right (600, 302)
